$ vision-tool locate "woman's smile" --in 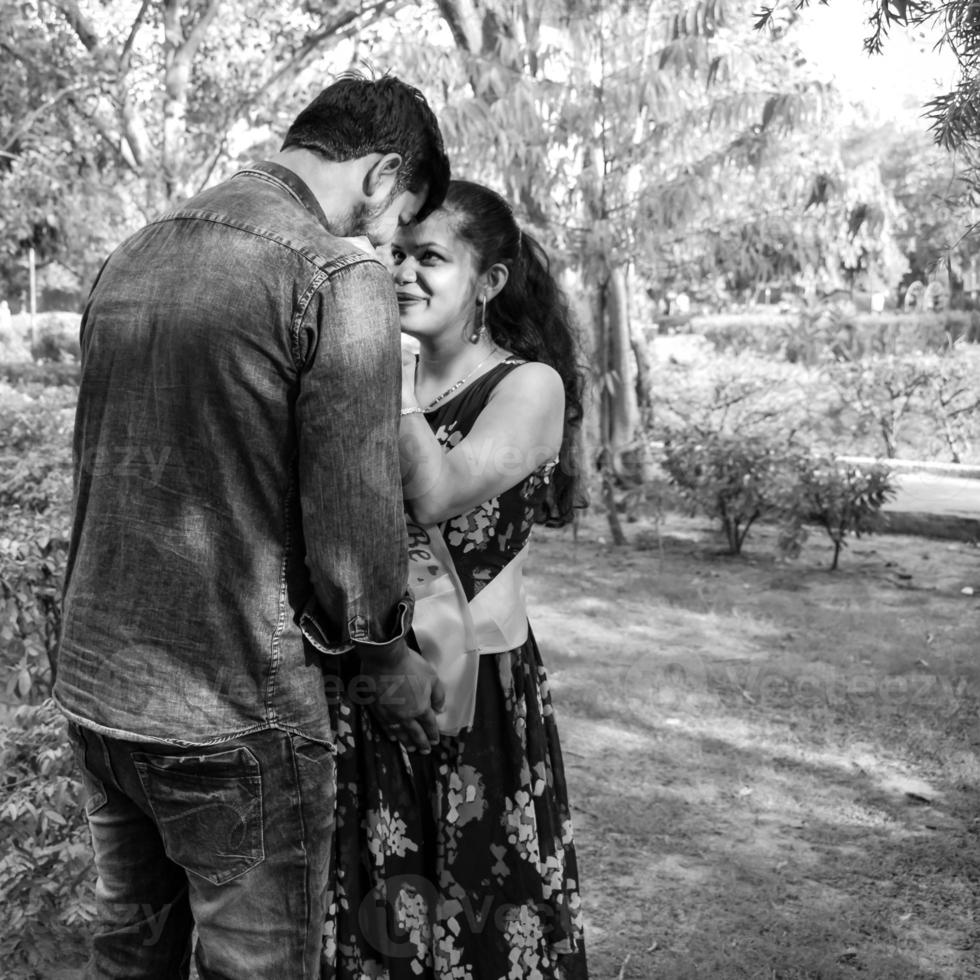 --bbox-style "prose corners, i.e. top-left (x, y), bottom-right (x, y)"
top-left (390, 212), bottom-right (484, 339)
